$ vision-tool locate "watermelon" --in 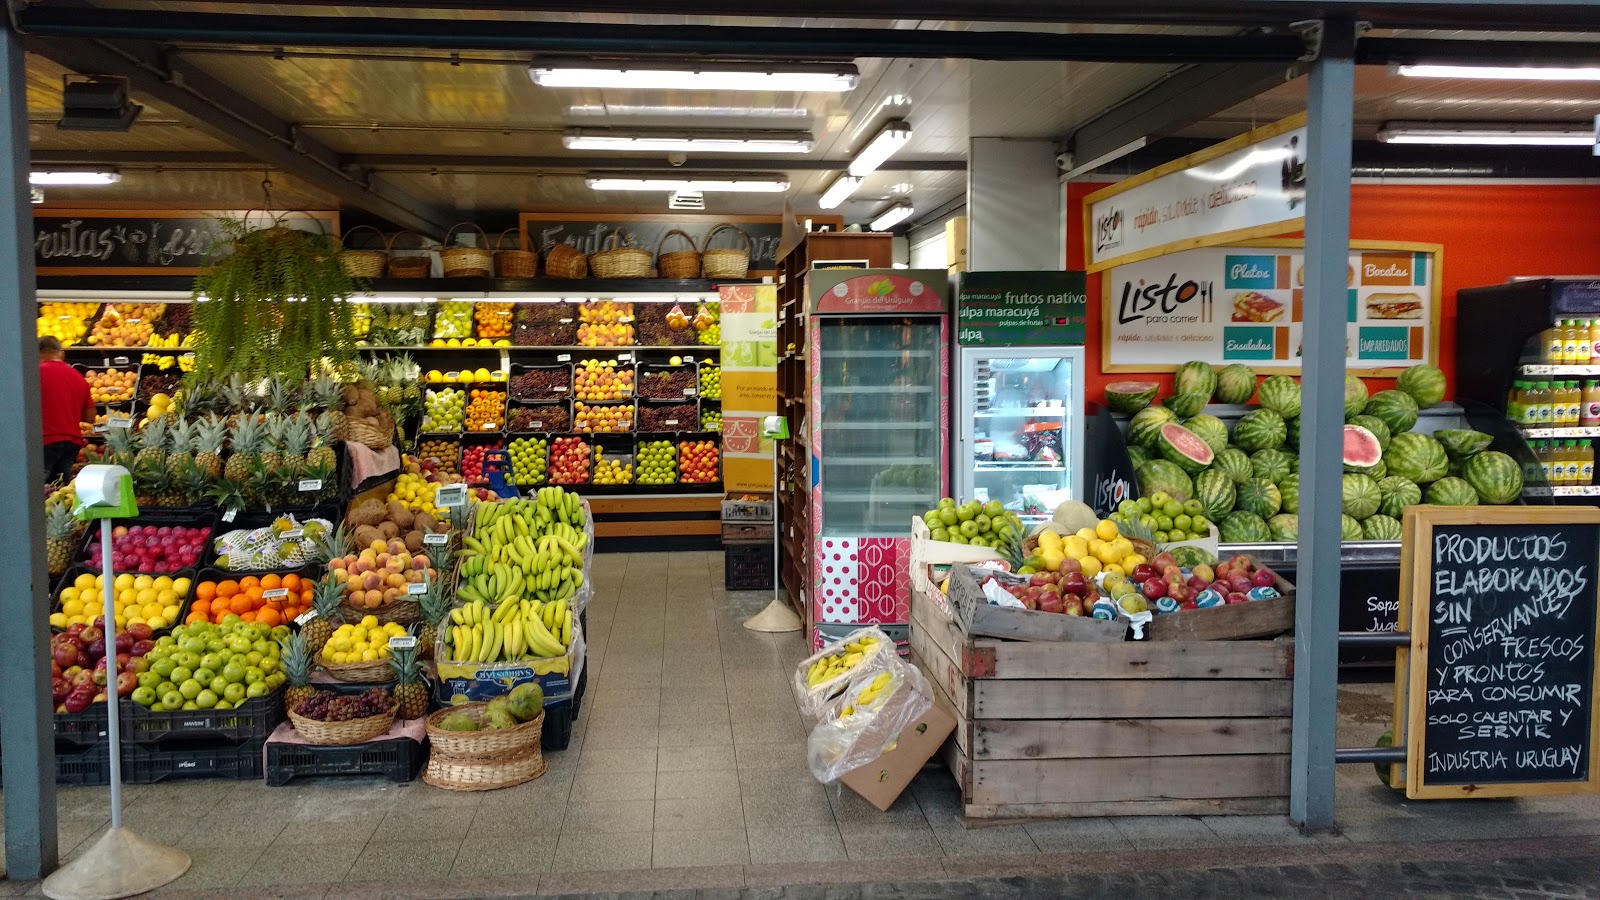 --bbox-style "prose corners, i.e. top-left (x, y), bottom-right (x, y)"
top-left (1343, 425), bottom-right (1384, 475)
top-left (1251, 448), bottom-right (1293, 485)
top-left (1165, 391), bottom-right (1209, 418)
top-left (1126, 445), bottom-right (1151, 468)
top-left (1127, 406), bottom-right (1176, 449)
top-left (1194, 469), bottom-right (1237, 521)
top-left (1385, 432), bottom-right (1448, 485)
top-left (1136, 459), bottom-right (1194, 503)
top-left (1342, 473), bottom-right (1382, 520)
top-left (1219, 510), bottom-right (1271, 543)
top-left (1369, 459), bottom-right (1387, 479)
top-left (1237, 479), bottom-right (1283, 519)
top-left (1365, 390), bottom-right (1419, 436)
top-left (1435, 429), bottom-right (1493, 459)
top-left (1349, 414), bottom-right (1391, 449)
top-left (1105, 381), bottom-right (1159, 414)
top-left (1289, 454), bottom-right (1300, 476)
top-left (1344, 374), bottom-right (1369, 421)
top-left (1173, 361), bottom-right (1217, 401)
top-left (1463, 450), bottom-right (1523, 504)
top-left (1285, 415), bottom-right (1300, 450)
top-left (1170, 545), bottom-right (1216, 568)
top-left (1280, 473), bottom-right (1300, 513)
top-left (1340, 514), bottom-right (1364, 541)
top-left (1213, 447), bottom-right (1253, 485)
top-left (1268, 514), bottom-right (1299, 542)
top-left (1156, 423), bottom-right (1215, 474)
top-left (1362, 514), bottom-right (1403, 541)
top-left (1427, 476), bottom-right (1480, 506)
top-left (1397, 363), bottom-right (1446, 408)
top-left (1258, 374), bottom-right (1302, 418)
top-left (1234, 409), bottom-right (1287, 452)
top-left (1377, 476), bottom-right (1422, 518)
top-left (1214, 364), bottom-right (1257, 404)
top-left (1447, 456), bottom-right (1466, 479)
top-left (1181, 414), bottom-right (1230, 454)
